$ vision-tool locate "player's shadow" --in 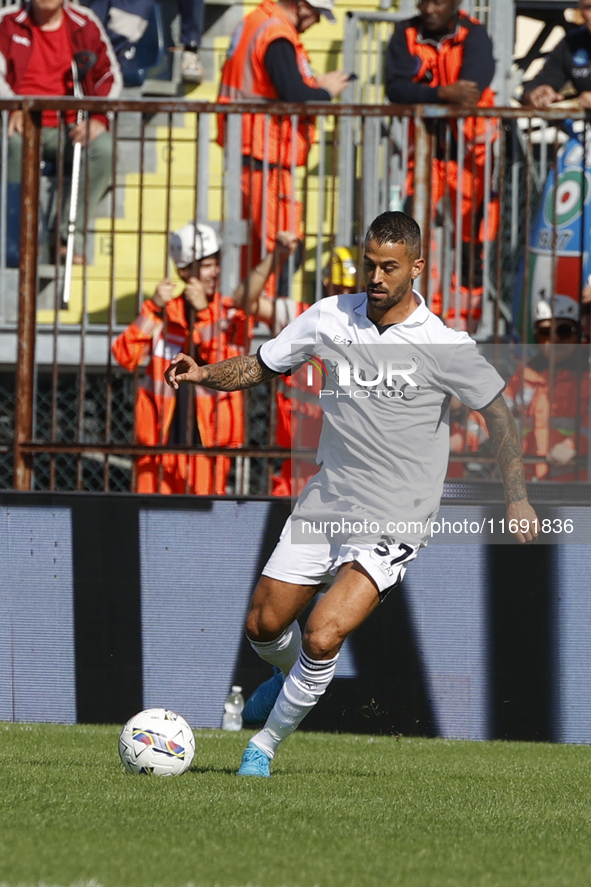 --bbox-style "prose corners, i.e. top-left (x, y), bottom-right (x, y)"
top-left (232, 573), bottom-right (438, 738)
top-left (300, 580), bottom-right (438, 737)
